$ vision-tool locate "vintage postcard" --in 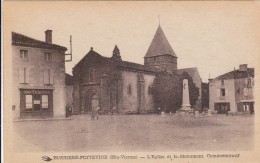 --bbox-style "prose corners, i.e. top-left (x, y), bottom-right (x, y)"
top-left (2, 1), bottom-right (260, 163)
